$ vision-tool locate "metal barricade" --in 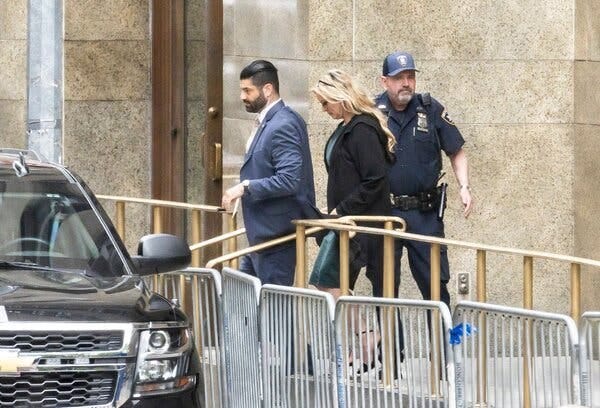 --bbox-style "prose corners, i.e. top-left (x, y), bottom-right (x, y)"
top-left (335, 296), bottom-right (455, 408)
top-left (143, 268), bottom-right (226, 408)
top-left (579, 312), bottom-right (600, 407)
top-left (260, 284), bottom-right (338, 408)
top-left (453, 301), bottom-right (580, 408)
top-left (221, 267), bottom-right (263, 408)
